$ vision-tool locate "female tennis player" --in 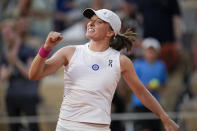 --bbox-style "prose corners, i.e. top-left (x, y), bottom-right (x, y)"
top-left (29, 8), bottom-right (179, 131)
